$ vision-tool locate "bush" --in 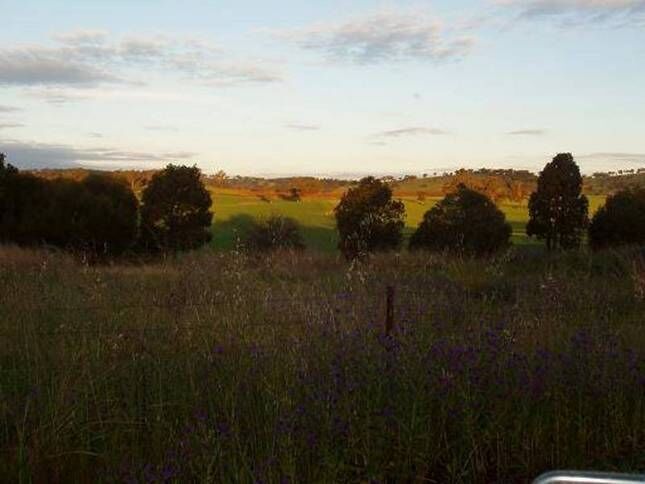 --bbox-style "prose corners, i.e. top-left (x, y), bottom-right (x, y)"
top-left (334, 177), bottom-right (405, 259)
top-left (409, 184), bottom-right (511, 255)
top-left (244, 215), bottom-right (305, 252)
top-left (139, 164), bottom-right (213, 252)
top-left (589, 188), bottom-right (645, 249)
